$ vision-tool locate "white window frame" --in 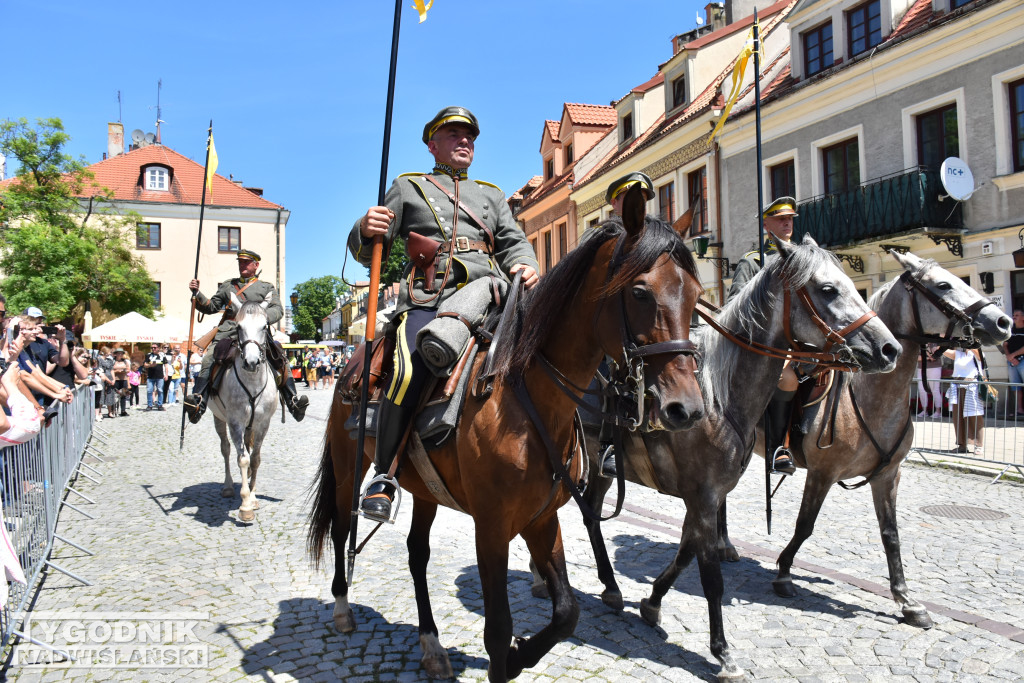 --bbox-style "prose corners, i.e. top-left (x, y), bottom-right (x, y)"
top-left (761, 149), bottom-right (801, 202)
top-left (992, 64), bottom-right (1024, 186)
top-left (810, 125), bottom-right (865, 196)
top-left (145, 166), bottom-right (169, 191)
top-left (899, 88), bottom-right (967, 170)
